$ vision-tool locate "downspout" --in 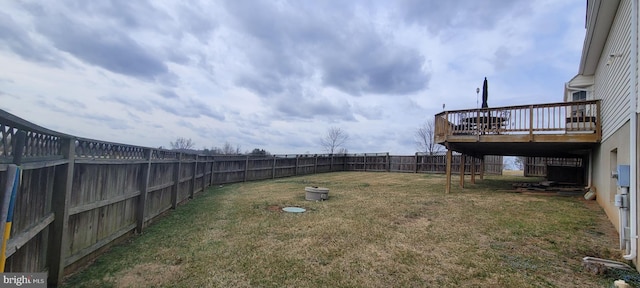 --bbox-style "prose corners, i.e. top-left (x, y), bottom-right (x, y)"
top-left (624, 0), bottom-right (638, 261)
